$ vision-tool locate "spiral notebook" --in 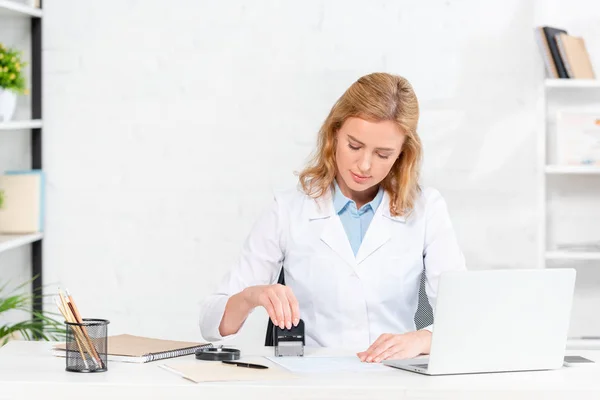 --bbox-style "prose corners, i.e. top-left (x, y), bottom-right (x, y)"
top-left (53, 334), bottom-right (213, 363)
top-left (556, 33), bottom-right (596, 79)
